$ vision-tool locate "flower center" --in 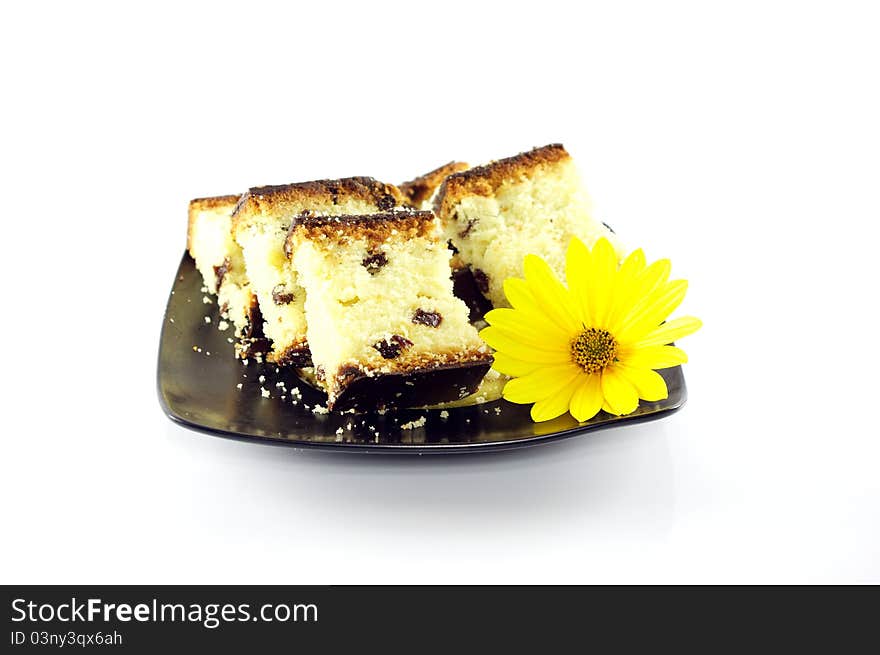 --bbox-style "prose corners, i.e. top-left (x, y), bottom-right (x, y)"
top-left (570, 328), bottom-right (618, 374)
